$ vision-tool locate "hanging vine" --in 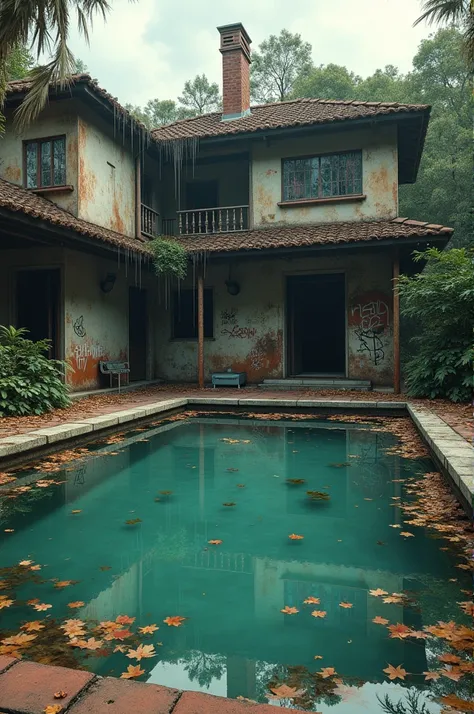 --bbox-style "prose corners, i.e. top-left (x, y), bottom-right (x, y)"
top-left (150, 236), bottom-right (188, 280)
